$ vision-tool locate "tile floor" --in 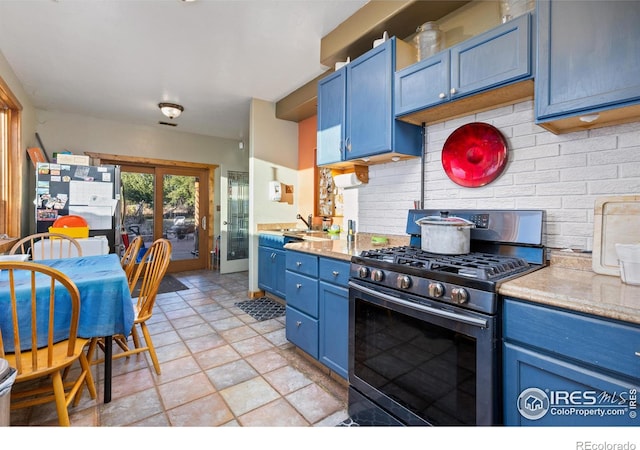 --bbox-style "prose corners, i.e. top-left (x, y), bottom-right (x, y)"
top-left (9, 269), bottom-right (350, 427)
